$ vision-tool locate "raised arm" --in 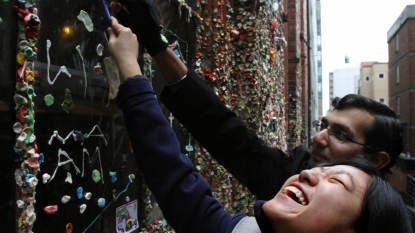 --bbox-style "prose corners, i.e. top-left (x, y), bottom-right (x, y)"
top-left (108, 17), bottom-right (244, 233)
